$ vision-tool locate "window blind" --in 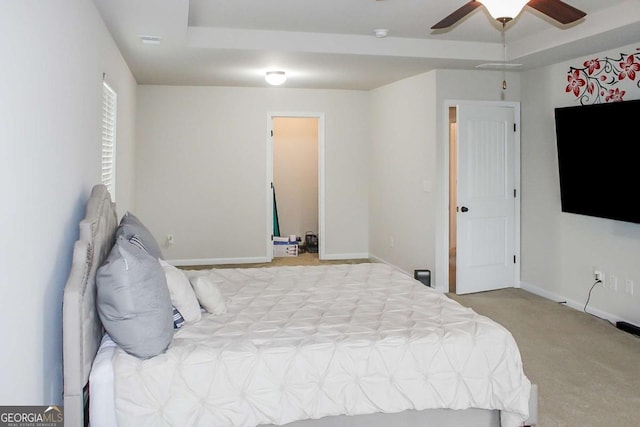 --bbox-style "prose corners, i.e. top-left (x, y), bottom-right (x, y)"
top-left (102, 81), bottom-right (117, 200)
